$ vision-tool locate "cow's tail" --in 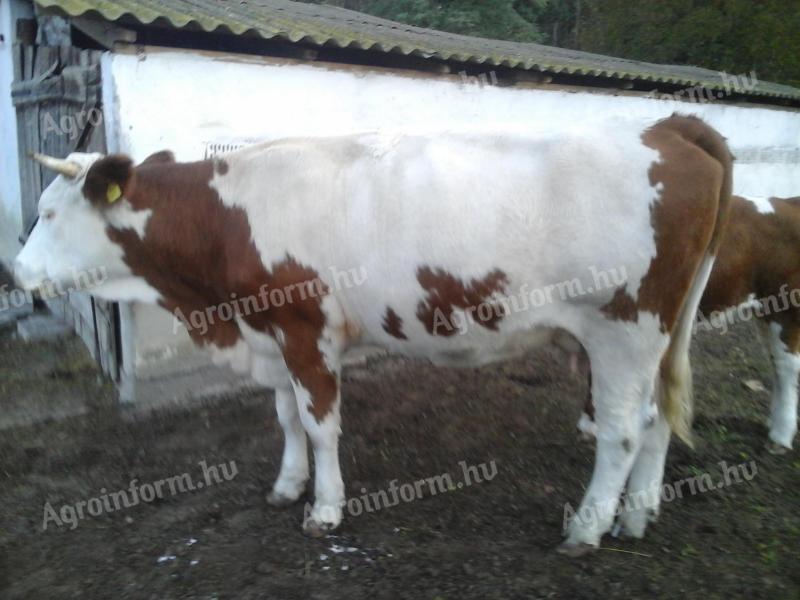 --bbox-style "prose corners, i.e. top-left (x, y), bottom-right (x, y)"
top-left (658, 115), bottom-right (733, 446)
